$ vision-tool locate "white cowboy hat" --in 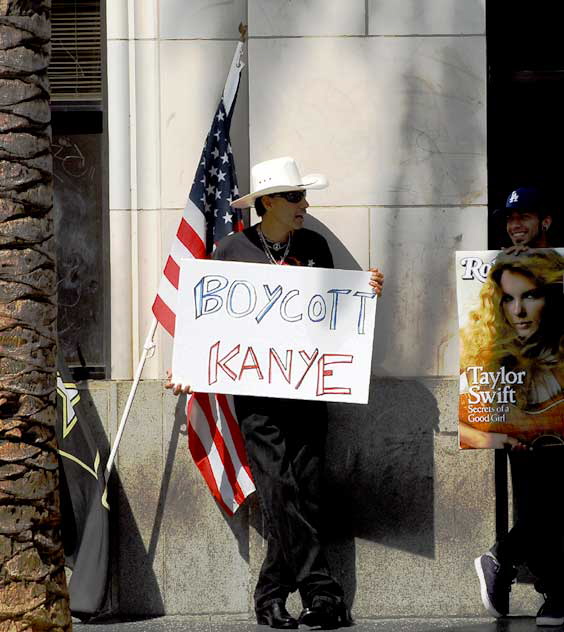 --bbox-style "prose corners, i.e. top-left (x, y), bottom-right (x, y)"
top-left (231, 156), bottom-right (328, 209)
